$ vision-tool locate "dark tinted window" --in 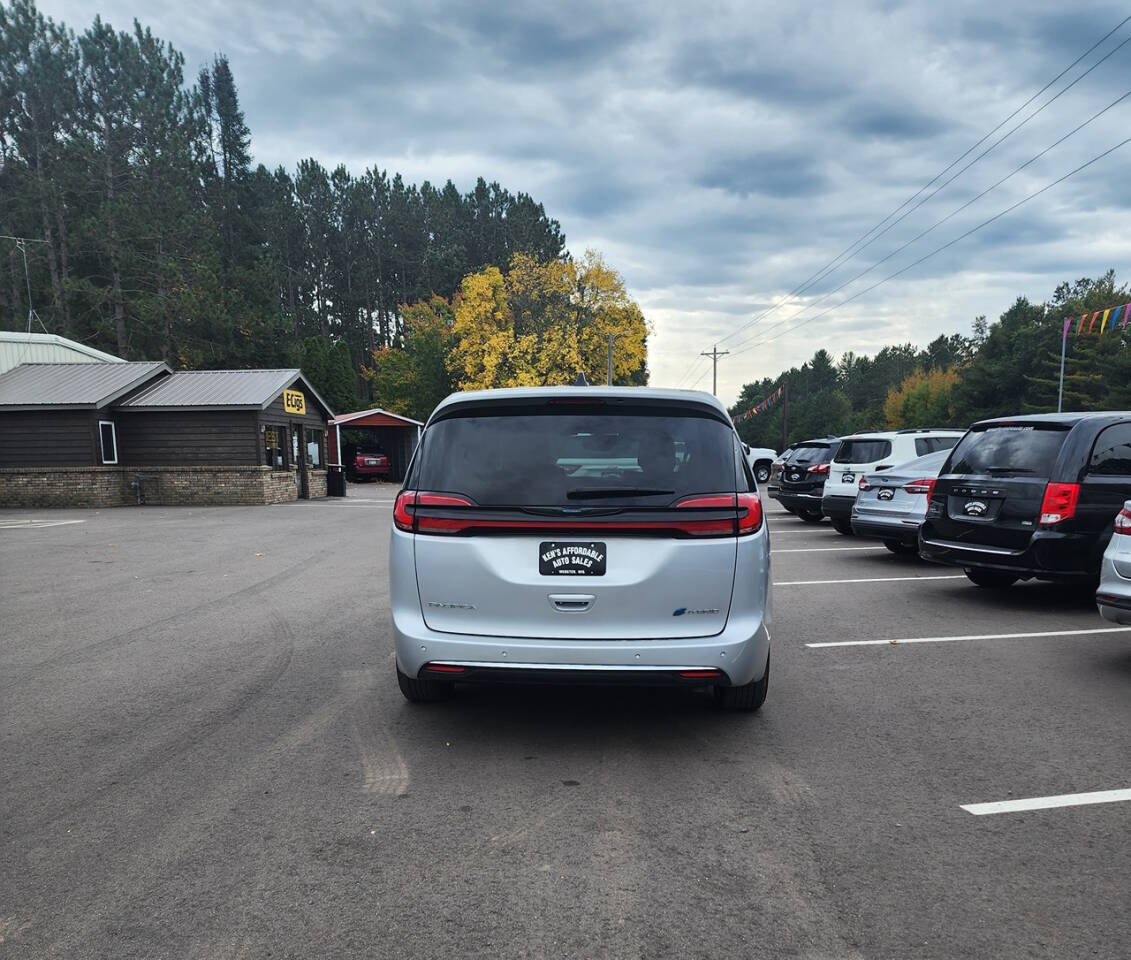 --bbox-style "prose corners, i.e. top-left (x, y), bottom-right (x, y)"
top-left (915, 436), bottom-right (959, 456)
top-left (1089, 422), bottom-right (1131, 476)
top-left (835, 439), bottom-right (892, 464)
top-left (947, 424), bottom-right (1069, 476)
top-left (789, 443), bottom-right (833, 465)
top-left (417, 409), bottom-right (737, 506)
